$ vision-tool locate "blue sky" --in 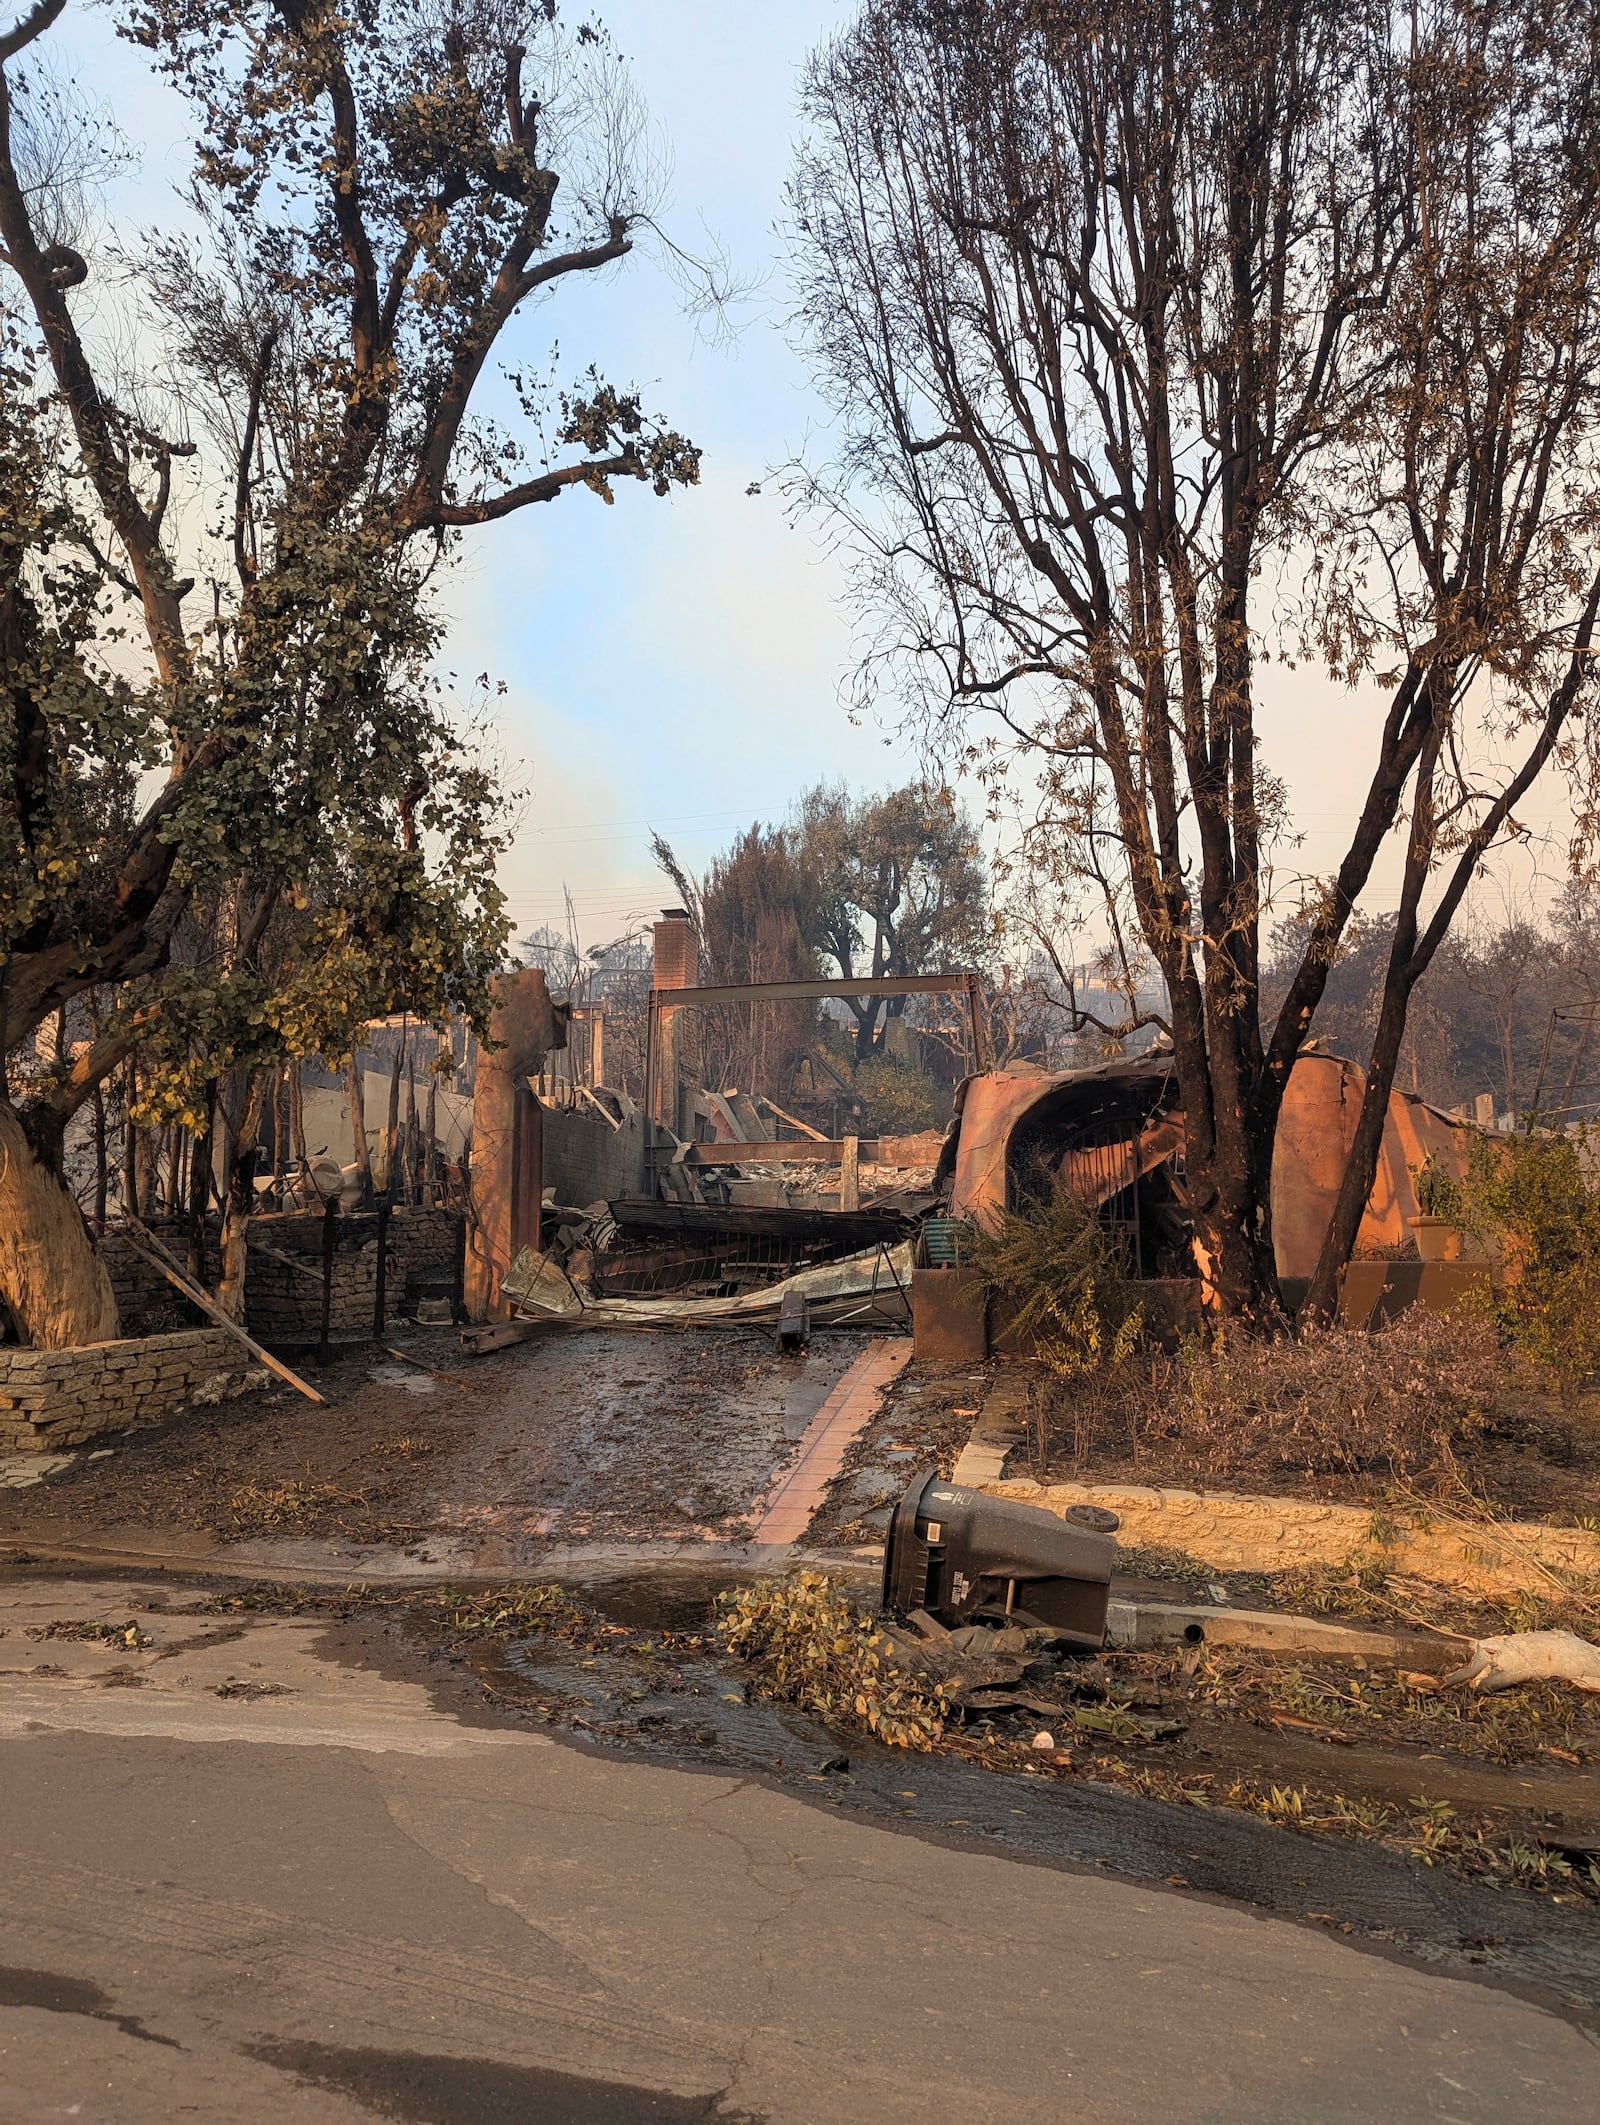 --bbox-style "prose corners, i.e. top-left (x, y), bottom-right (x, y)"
top-left (436, 0), bottom-right (935, 950)
top-left (52, 1), bottom-right (1577, 959)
